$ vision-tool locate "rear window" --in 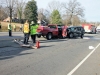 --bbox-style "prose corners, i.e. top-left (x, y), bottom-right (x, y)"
top-left (48, 25), bottom-right (56, 29)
